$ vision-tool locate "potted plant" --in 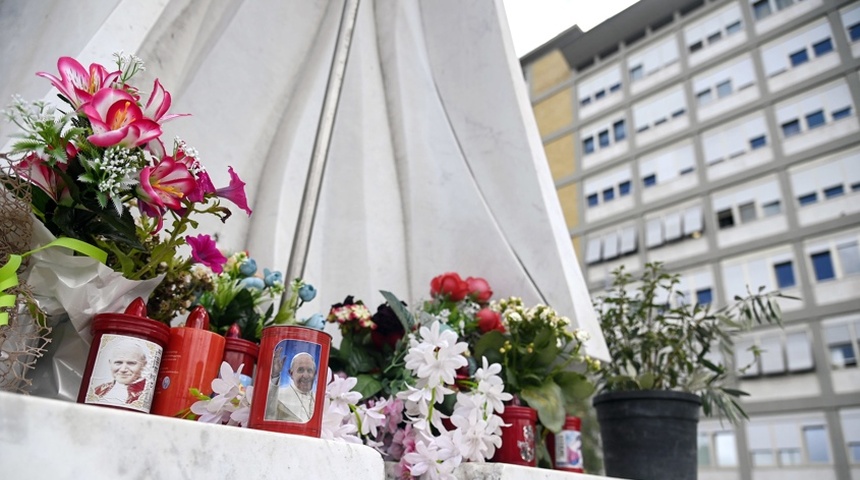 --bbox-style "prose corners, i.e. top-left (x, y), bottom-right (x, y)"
top-left (473, 296), bottom-right (597, 468)
top-left (591, 262), bottom-right (786, 480)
